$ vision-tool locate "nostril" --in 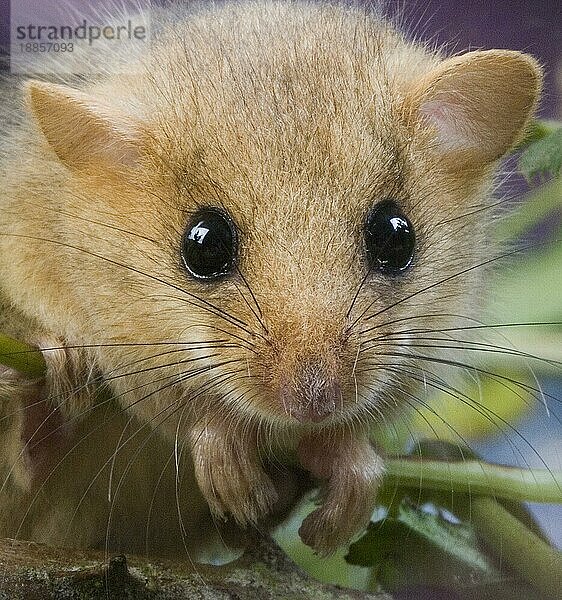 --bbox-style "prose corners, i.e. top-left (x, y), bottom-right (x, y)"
top-left (279, 361), bottom-right (342, 423)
